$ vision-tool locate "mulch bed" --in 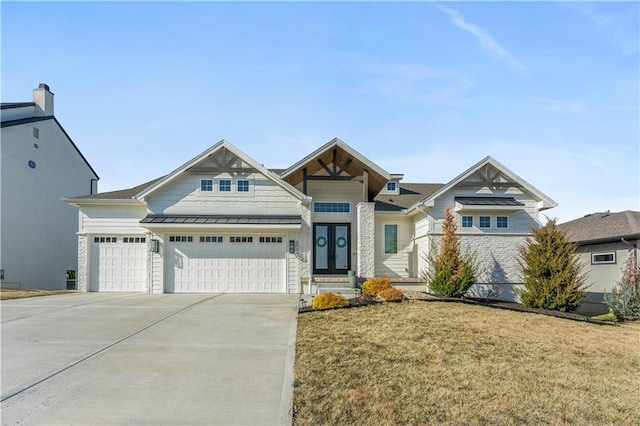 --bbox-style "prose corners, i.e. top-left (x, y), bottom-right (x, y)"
top-left (300, 290), bottom-right (616, 326)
